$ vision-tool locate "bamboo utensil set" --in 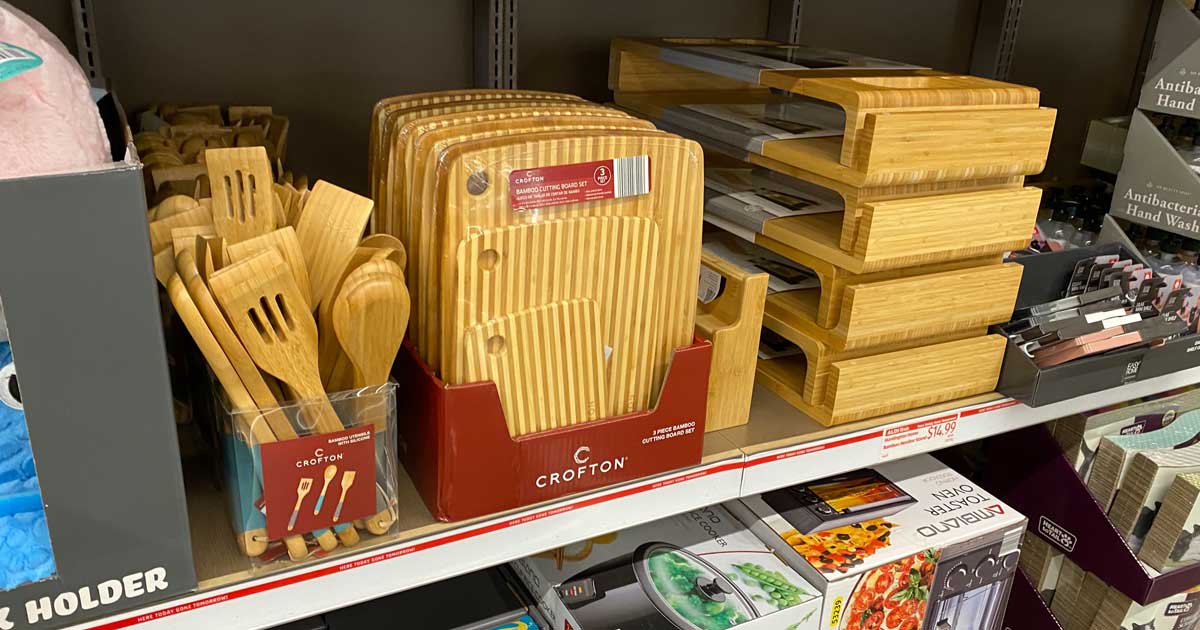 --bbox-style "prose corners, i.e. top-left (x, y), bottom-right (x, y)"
top-left (150, 147), bottom-right (408, 562)
top-left (370, 89), bottom-right (703, 437)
